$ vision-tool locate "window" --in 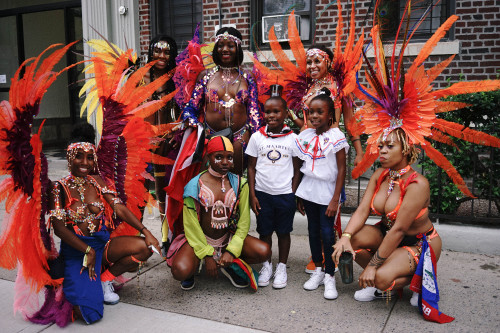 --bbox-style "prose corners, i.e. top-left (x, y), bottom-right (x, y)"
top-left (376, 0), bottom-right (453, 41)
top-left (153, 0), bottom-right (203, 49)
top-left (251, 0), bottom-right (314, 49)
